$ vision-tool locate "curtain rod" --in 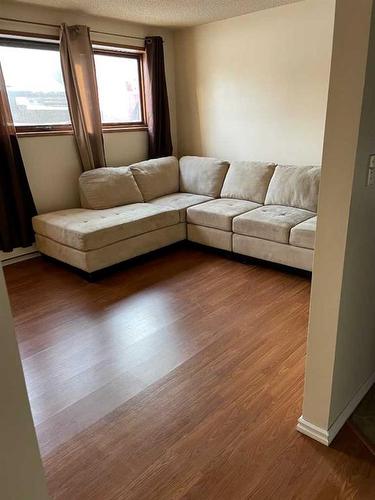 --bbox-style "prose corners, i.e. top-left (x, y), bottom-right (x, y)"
top-left (0, 16), bottom-right (148, 42)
